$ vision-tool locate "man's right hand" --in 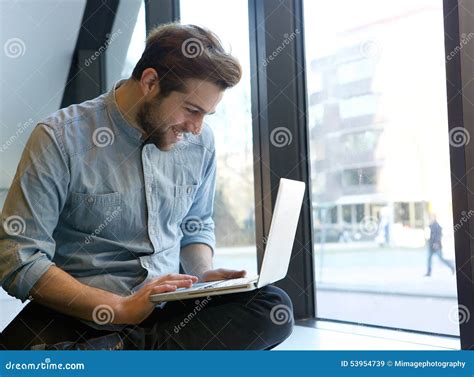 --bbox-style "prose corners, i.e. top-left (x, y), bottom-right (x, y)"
top-left (114, 273), bottom-right (198, 325)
